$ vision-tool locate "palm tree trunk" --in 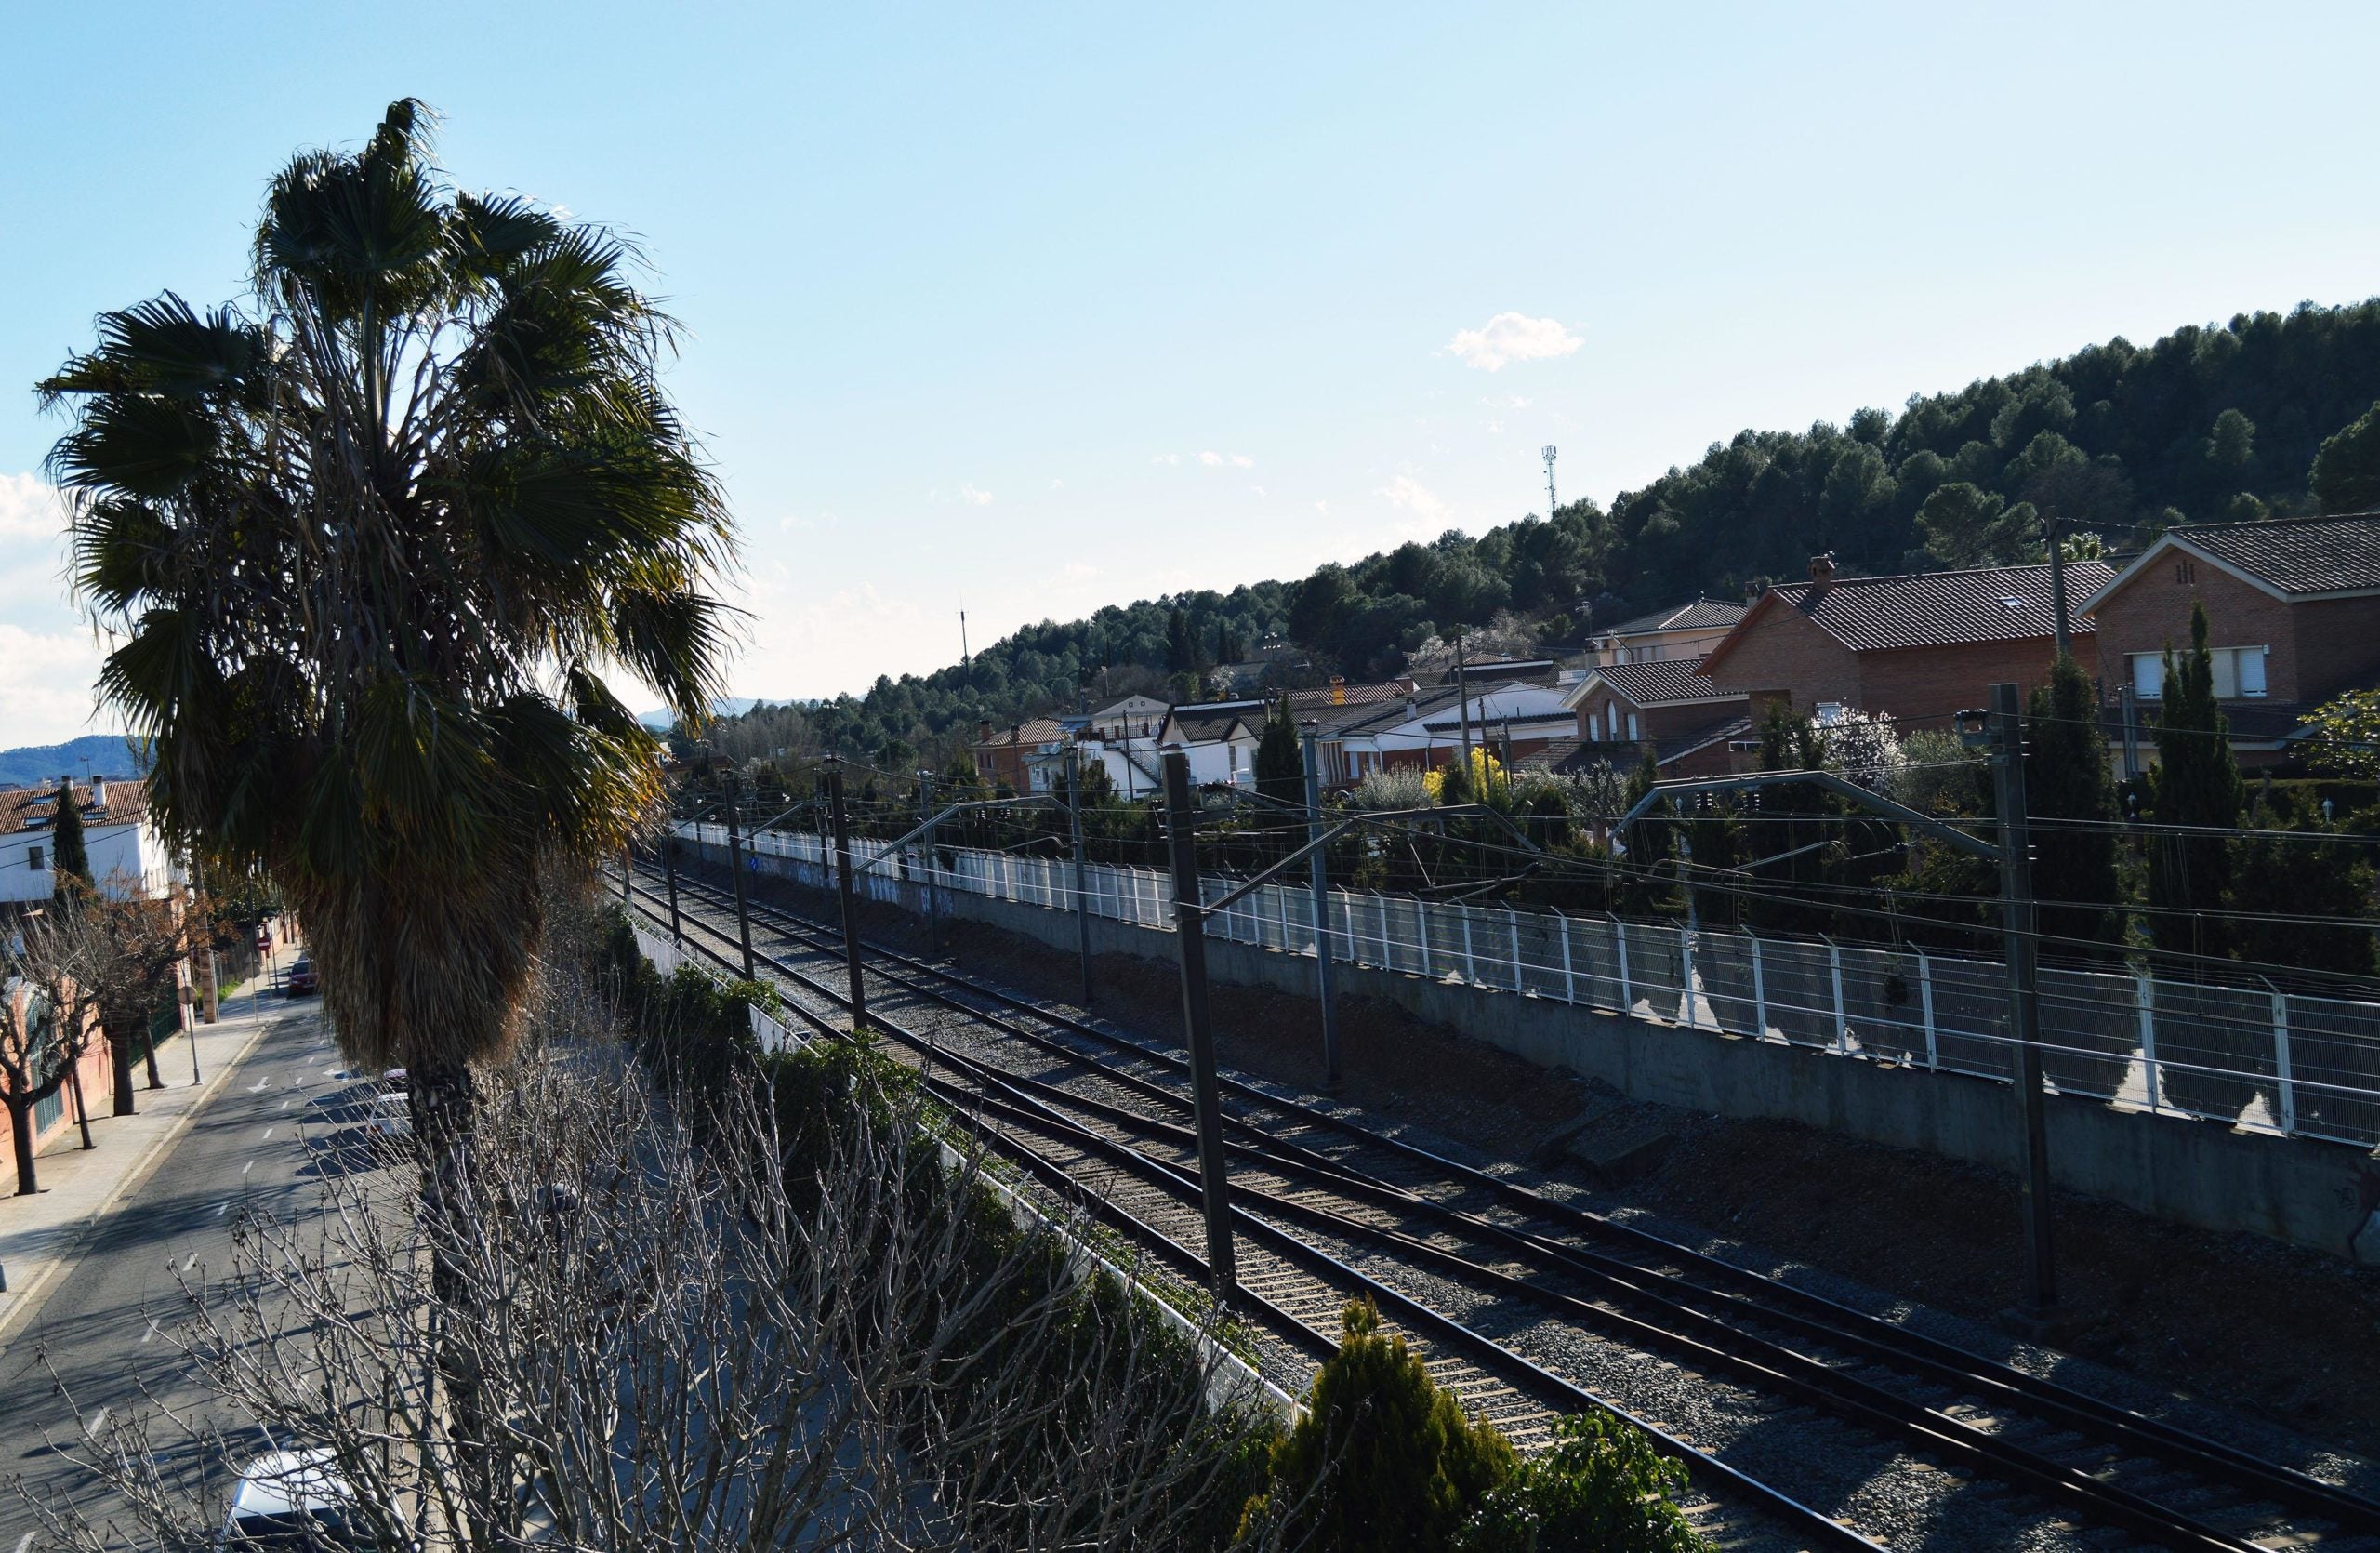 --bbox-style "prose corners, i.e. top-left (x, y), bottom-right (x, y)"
top-left (412, 1057), bottom-right (499, 1539)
